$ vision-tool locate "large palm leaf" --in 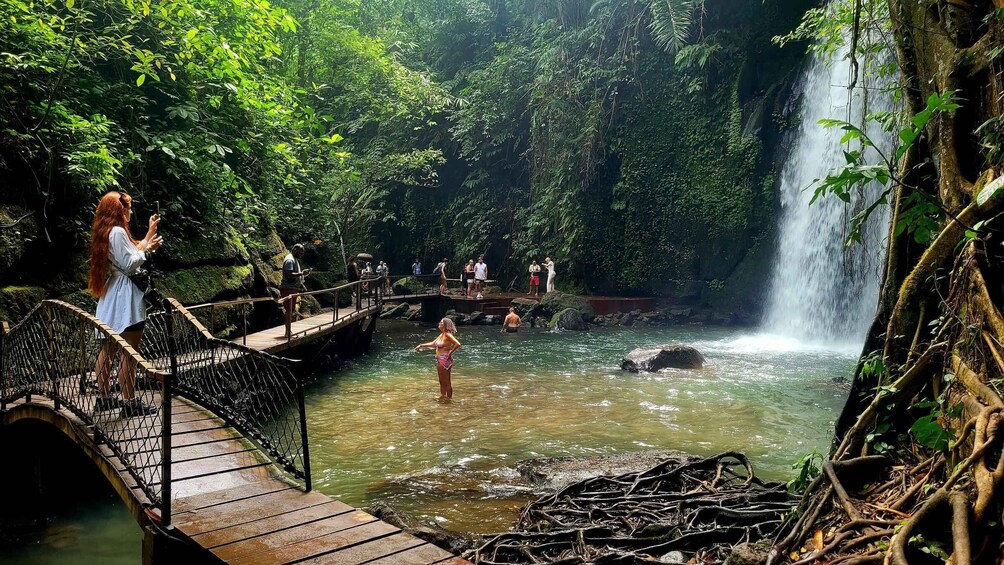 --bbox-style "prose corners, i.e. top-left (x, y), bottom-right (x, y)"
top-left (648, 0), bottom-right (702, 54)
